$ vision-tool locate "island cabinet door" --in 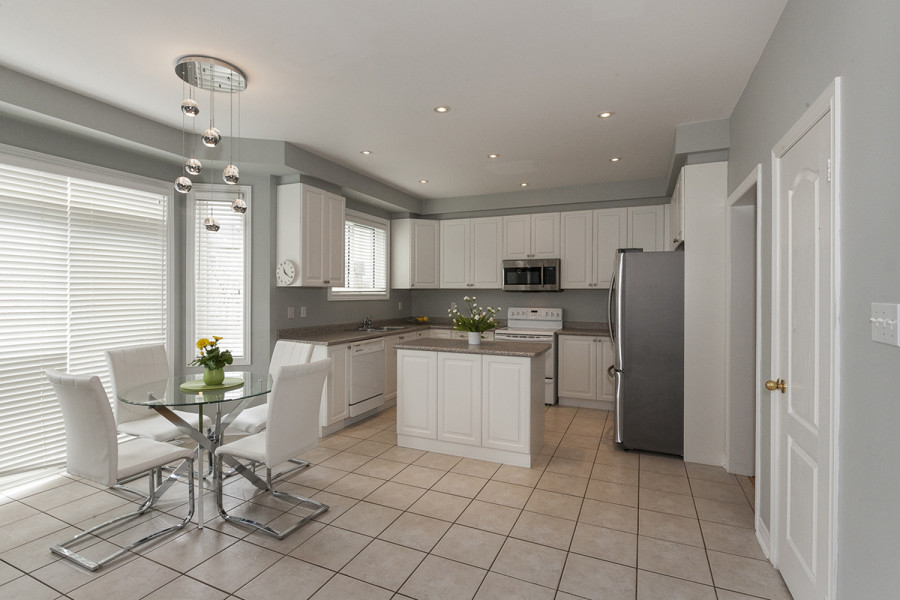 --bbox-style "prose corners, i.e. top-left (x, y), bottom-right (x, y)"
top-left (397, 350), bottom-right (437, 439)
top-left (437, 353), bottom-right (482, 445)
top-left (482, 355), bottom-right (529, 453)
